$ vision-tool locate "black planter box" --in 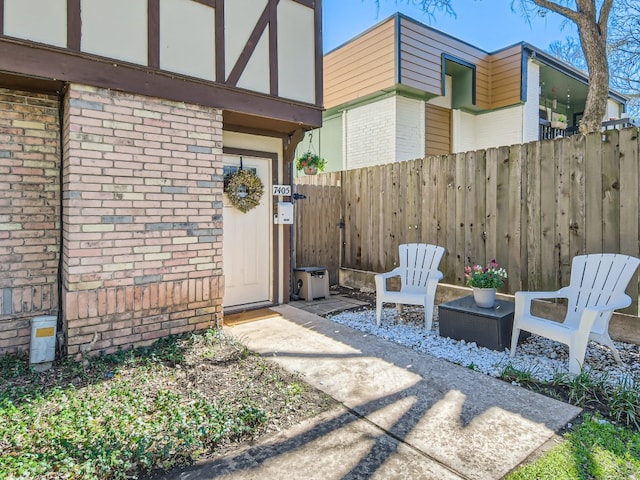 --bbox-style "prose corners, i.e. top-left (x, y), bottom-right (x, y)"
top-left (438, 296), bottom-right (528, 351)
